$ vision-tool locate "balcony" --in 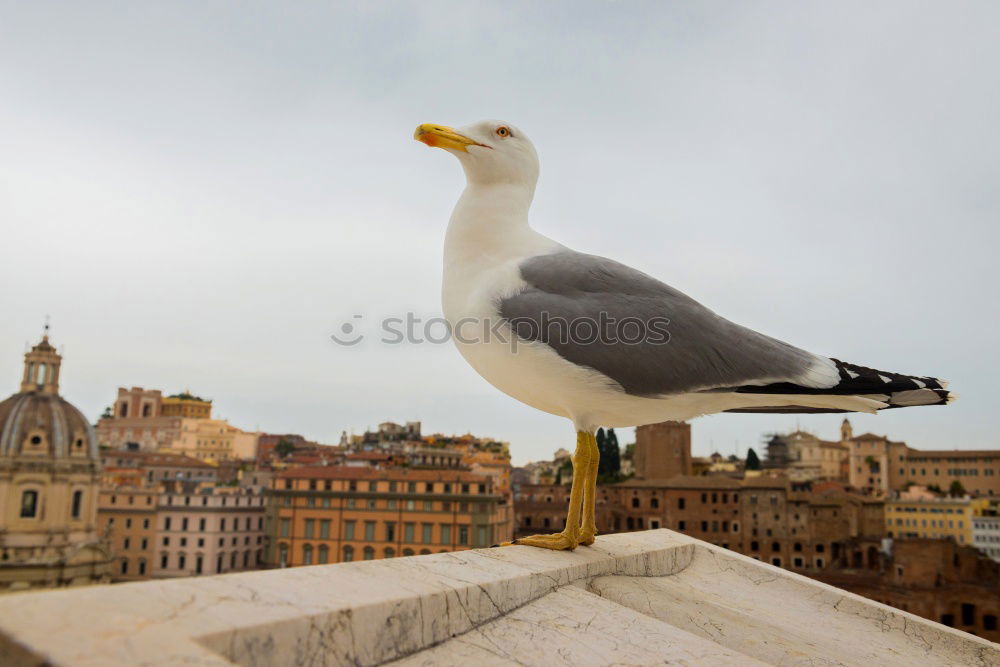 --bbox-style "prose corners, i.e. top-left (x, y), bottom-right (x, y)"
top-left (0, 530), bottom-right (995, 665)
